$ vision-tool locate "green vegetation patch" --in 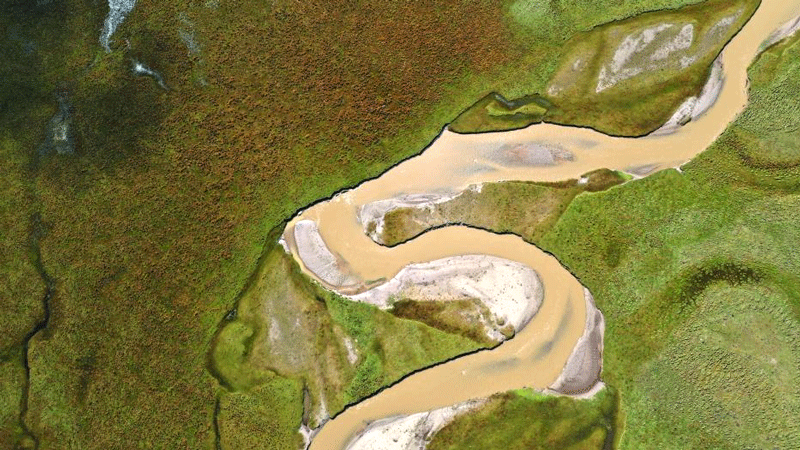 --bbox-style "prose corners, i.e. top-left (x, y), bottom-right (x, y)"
top-left (451, 93), bottom-right (552, 134)
top-left (734, 34), bottom-right (800, 168)
top-left (622, 284), bottom-right (800, 448)
top-left (379, 169), bottom-right (626, 246)
top-left (453, 0), bottom-right (757, 135)
top-left (0, 353), bottom-right (29, 447)
top-left (428, 388), bottom-right (616, 450)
